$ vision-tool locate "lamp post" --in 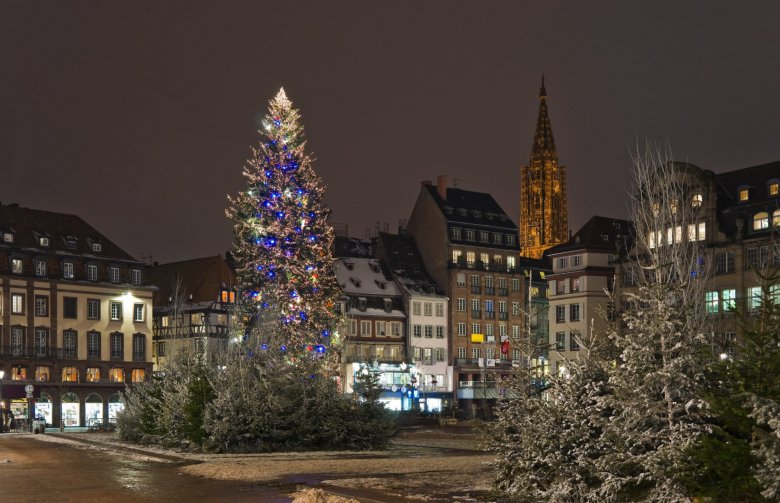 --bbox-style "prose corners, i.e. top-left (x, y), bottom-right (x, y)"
top-left (0, 369), bottom-right (4, 433)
